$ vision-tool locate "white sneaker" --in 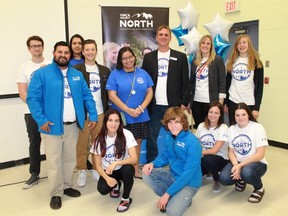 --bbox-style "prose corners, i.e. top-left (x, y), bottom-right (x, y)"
top-left (77, 169), bottom-right (87, 187)
top-left (91, 169), bottom-right (100, 181)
